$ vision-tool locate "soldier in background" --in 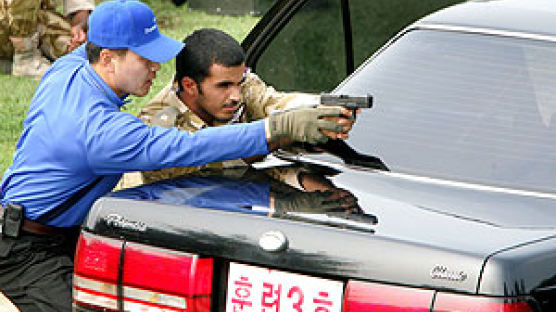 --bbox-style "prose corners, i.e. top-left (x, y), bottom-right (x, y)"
top-left (0, 0), bottom-right (94, 78)
top-left (119, 28), bottom-right (354, 188)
